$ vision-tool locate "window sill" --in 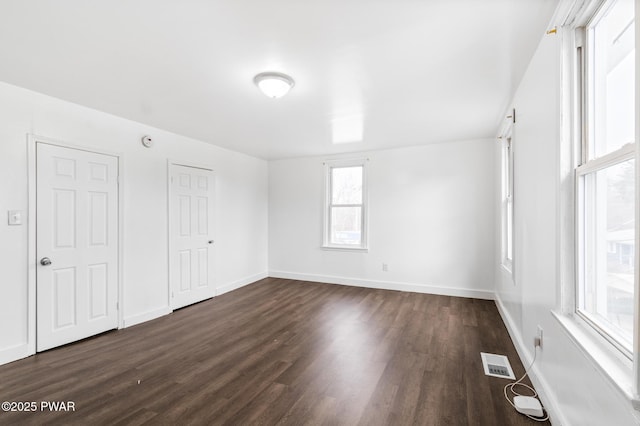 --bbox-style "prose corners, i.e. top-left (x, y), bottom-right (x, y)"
top-left (551, 310), bottom-right (640, 410)
top-left (321, 245), bottom-right (369, 253)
